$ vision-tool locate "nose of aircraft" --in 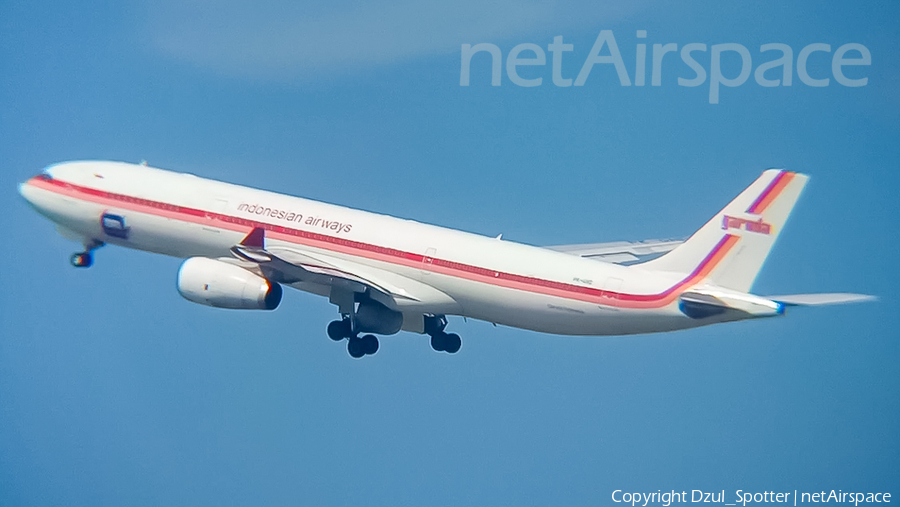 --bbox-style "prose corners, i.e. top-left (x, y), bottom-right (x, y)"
top-left (19, 179), bottom-right (32, 201)
top-left (18, 175), bottom-right (42, 208)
